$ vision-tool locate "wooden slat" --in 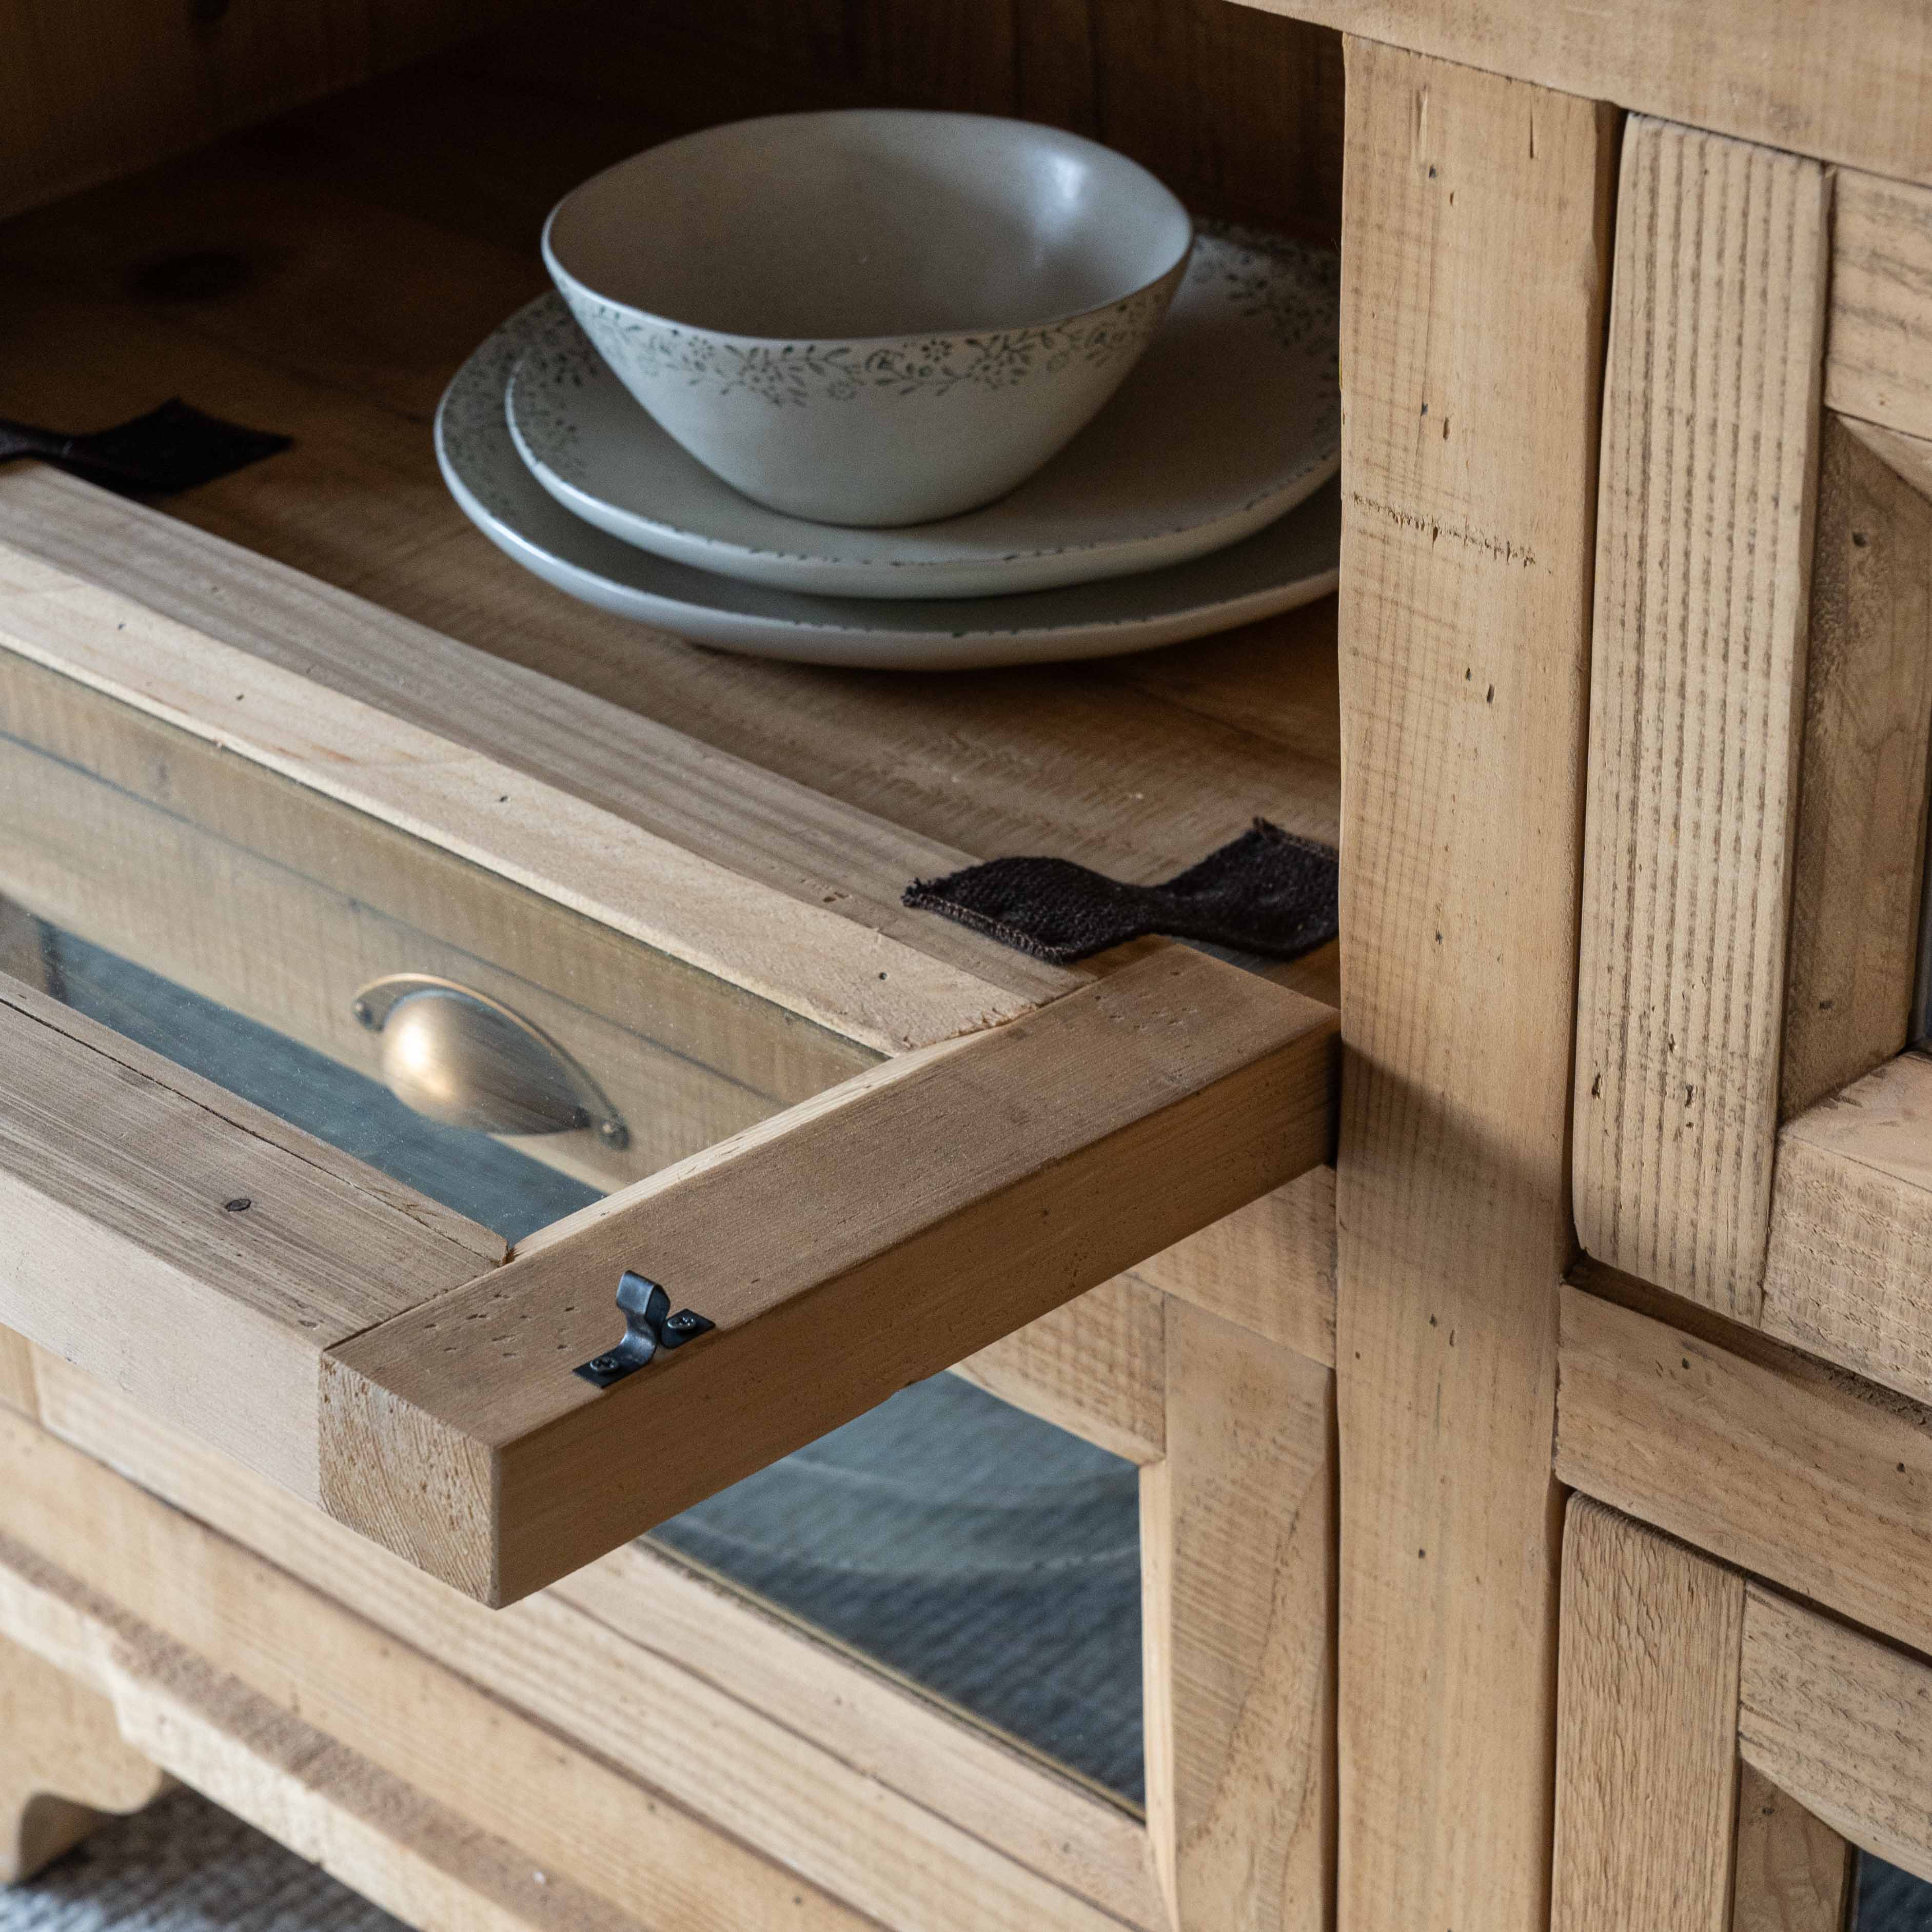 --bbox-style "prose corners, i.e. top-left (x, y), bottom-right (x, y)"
top-left (1780, 415), bottom-right (1932, 1120)
top-left (1556, 1276), bottom-right (1932, 1663)
top-left (27, 1356), bottom-right (1156, 1932)
top-left (1128, 1168), bottom-right (1335, 1368)
top-left (0, 1327), bottom-right (34, 1420)
top-left (1551, 1499), bottom-right (1745, 1932)
top-left (323, 949), bottom-right (1337, 1601)
top-left (1730, 1762), bottom-right (1857, 1932)
top-left (1574, 119), bottom-right (1831, 1320)
top-left (1239, 0), bottom-right (1932, 187)
top-left (953, 1273), bottom-right (1168, 1465)
top-left (1761, 1053), bottom-right (1932, 1404)
top-left (1333, 46), bottom-right (1614, 1932)
top-left (1826, 167), bottom-right (1932, 443)
top-left (0, 1549), bottom-right (656, 1932)
top-left (1844, 415), bottom-right (1932, 502)
top-left (1141, 1300), bottom-right (1333, 1932)
top-left (1740, 1584), bottom-right (1932, 1889)
top-left (0, 1629), bottom-right (169, 1883)
top-left (0, 0), bottom-right (539, 221)
top-left (0, 479), bottom-right (1069, 1054)
top-left (0, 974), bottom-right (495, 1504)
